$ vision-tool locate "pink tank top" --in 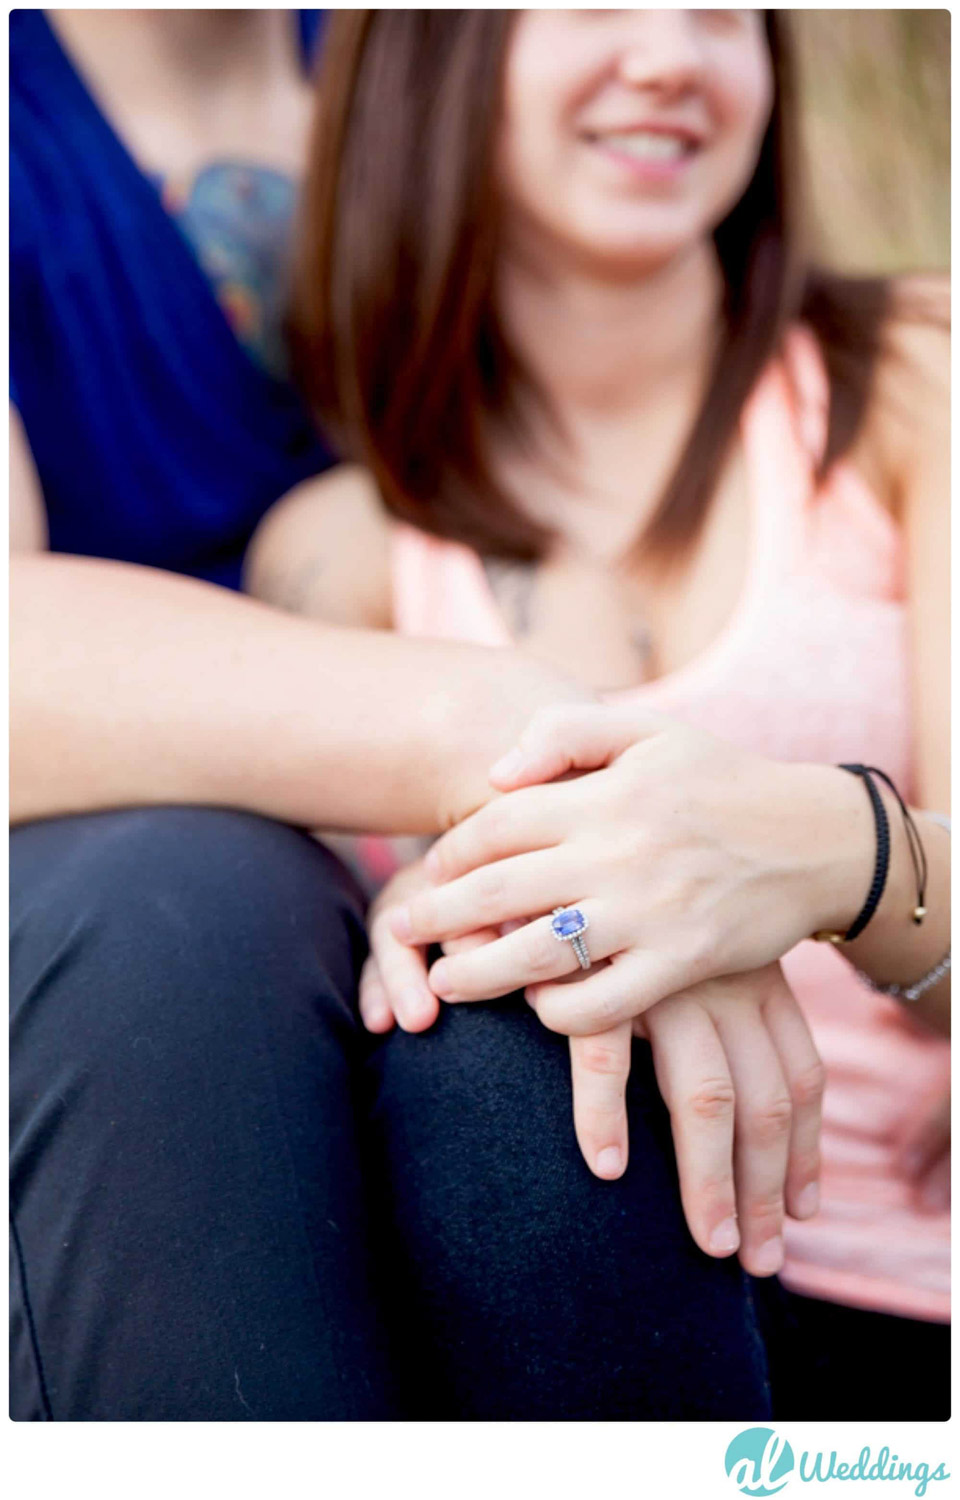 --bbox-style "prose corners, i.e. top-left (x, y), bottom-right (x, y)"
top-left (389, 325), bottom-right (950, 1323)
